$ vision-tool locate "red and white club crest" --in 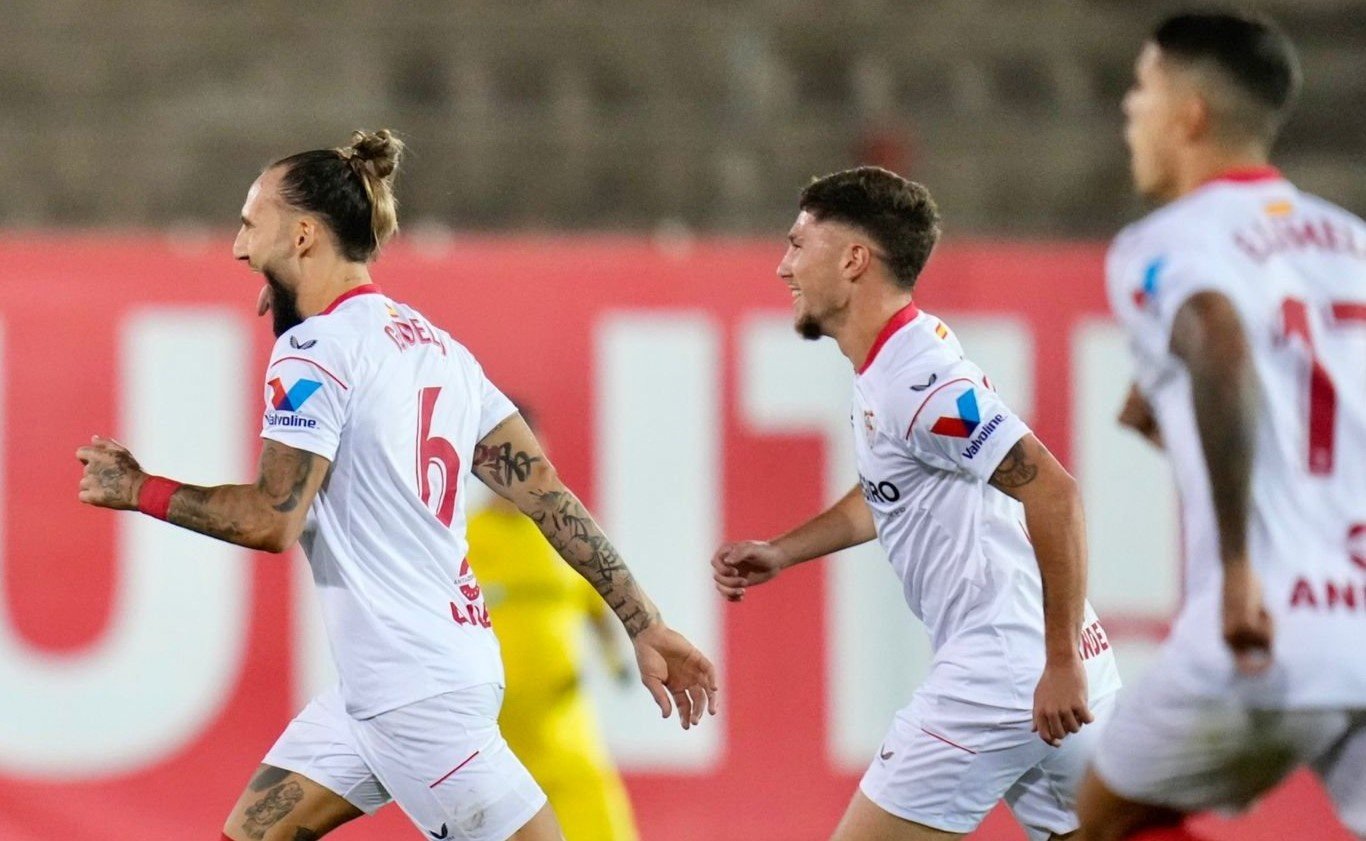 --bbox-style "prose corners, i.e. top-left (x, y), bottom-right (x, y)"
top-left (456, 557), bottom-right (482, 601)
